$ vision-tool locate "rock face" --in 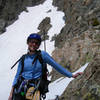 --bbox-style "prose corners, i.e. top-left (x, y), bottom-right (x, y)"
top-left (0, 0), bottom-right (45, 34)
top-left (52, 29), bottom-right (100, 72)
top-left (38, 17), bottom-right (52, 40)
top-left (60, 53), bottom-right (100, 100)
top-left (51, 0), bottom-right (100, 99)
top-left (51, 0), bottom-right (100, 71)
top-left (51, 0), bottom-right (100, 72)
top-left (53, 0), bottom-right (100, 47)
